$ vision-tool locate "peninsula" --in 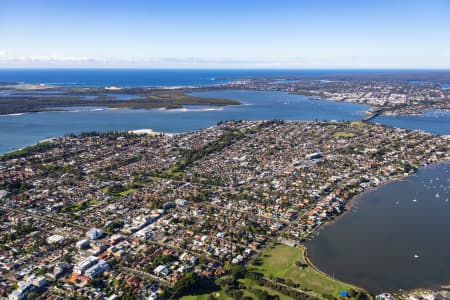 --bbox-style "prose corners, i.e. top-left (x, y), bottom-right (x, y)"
top-left (0, 85), bottom-right (240, 115)
top-left (1, 120), bottom-right (448, 299)
top-left (1, 71), bottom-right (450, 117)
